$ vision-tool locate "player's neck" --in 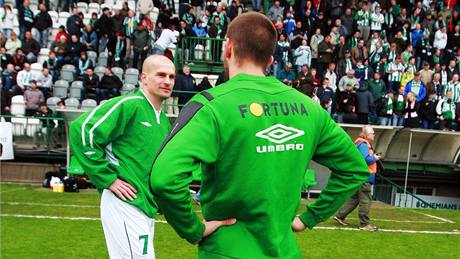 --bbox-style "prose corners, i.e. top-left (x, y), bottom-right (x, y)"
top-left (229, 63), bottom-right (266, 79)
